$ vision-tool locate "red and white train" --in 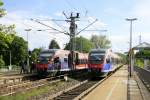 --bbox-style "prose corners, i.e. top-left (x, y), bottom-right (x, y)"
top-left (35, 48), bottom-right (122, 77)
top-left (88, 48), bottom-right (121, 76)
top-left (36, 49), bottom-right (88, 74)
